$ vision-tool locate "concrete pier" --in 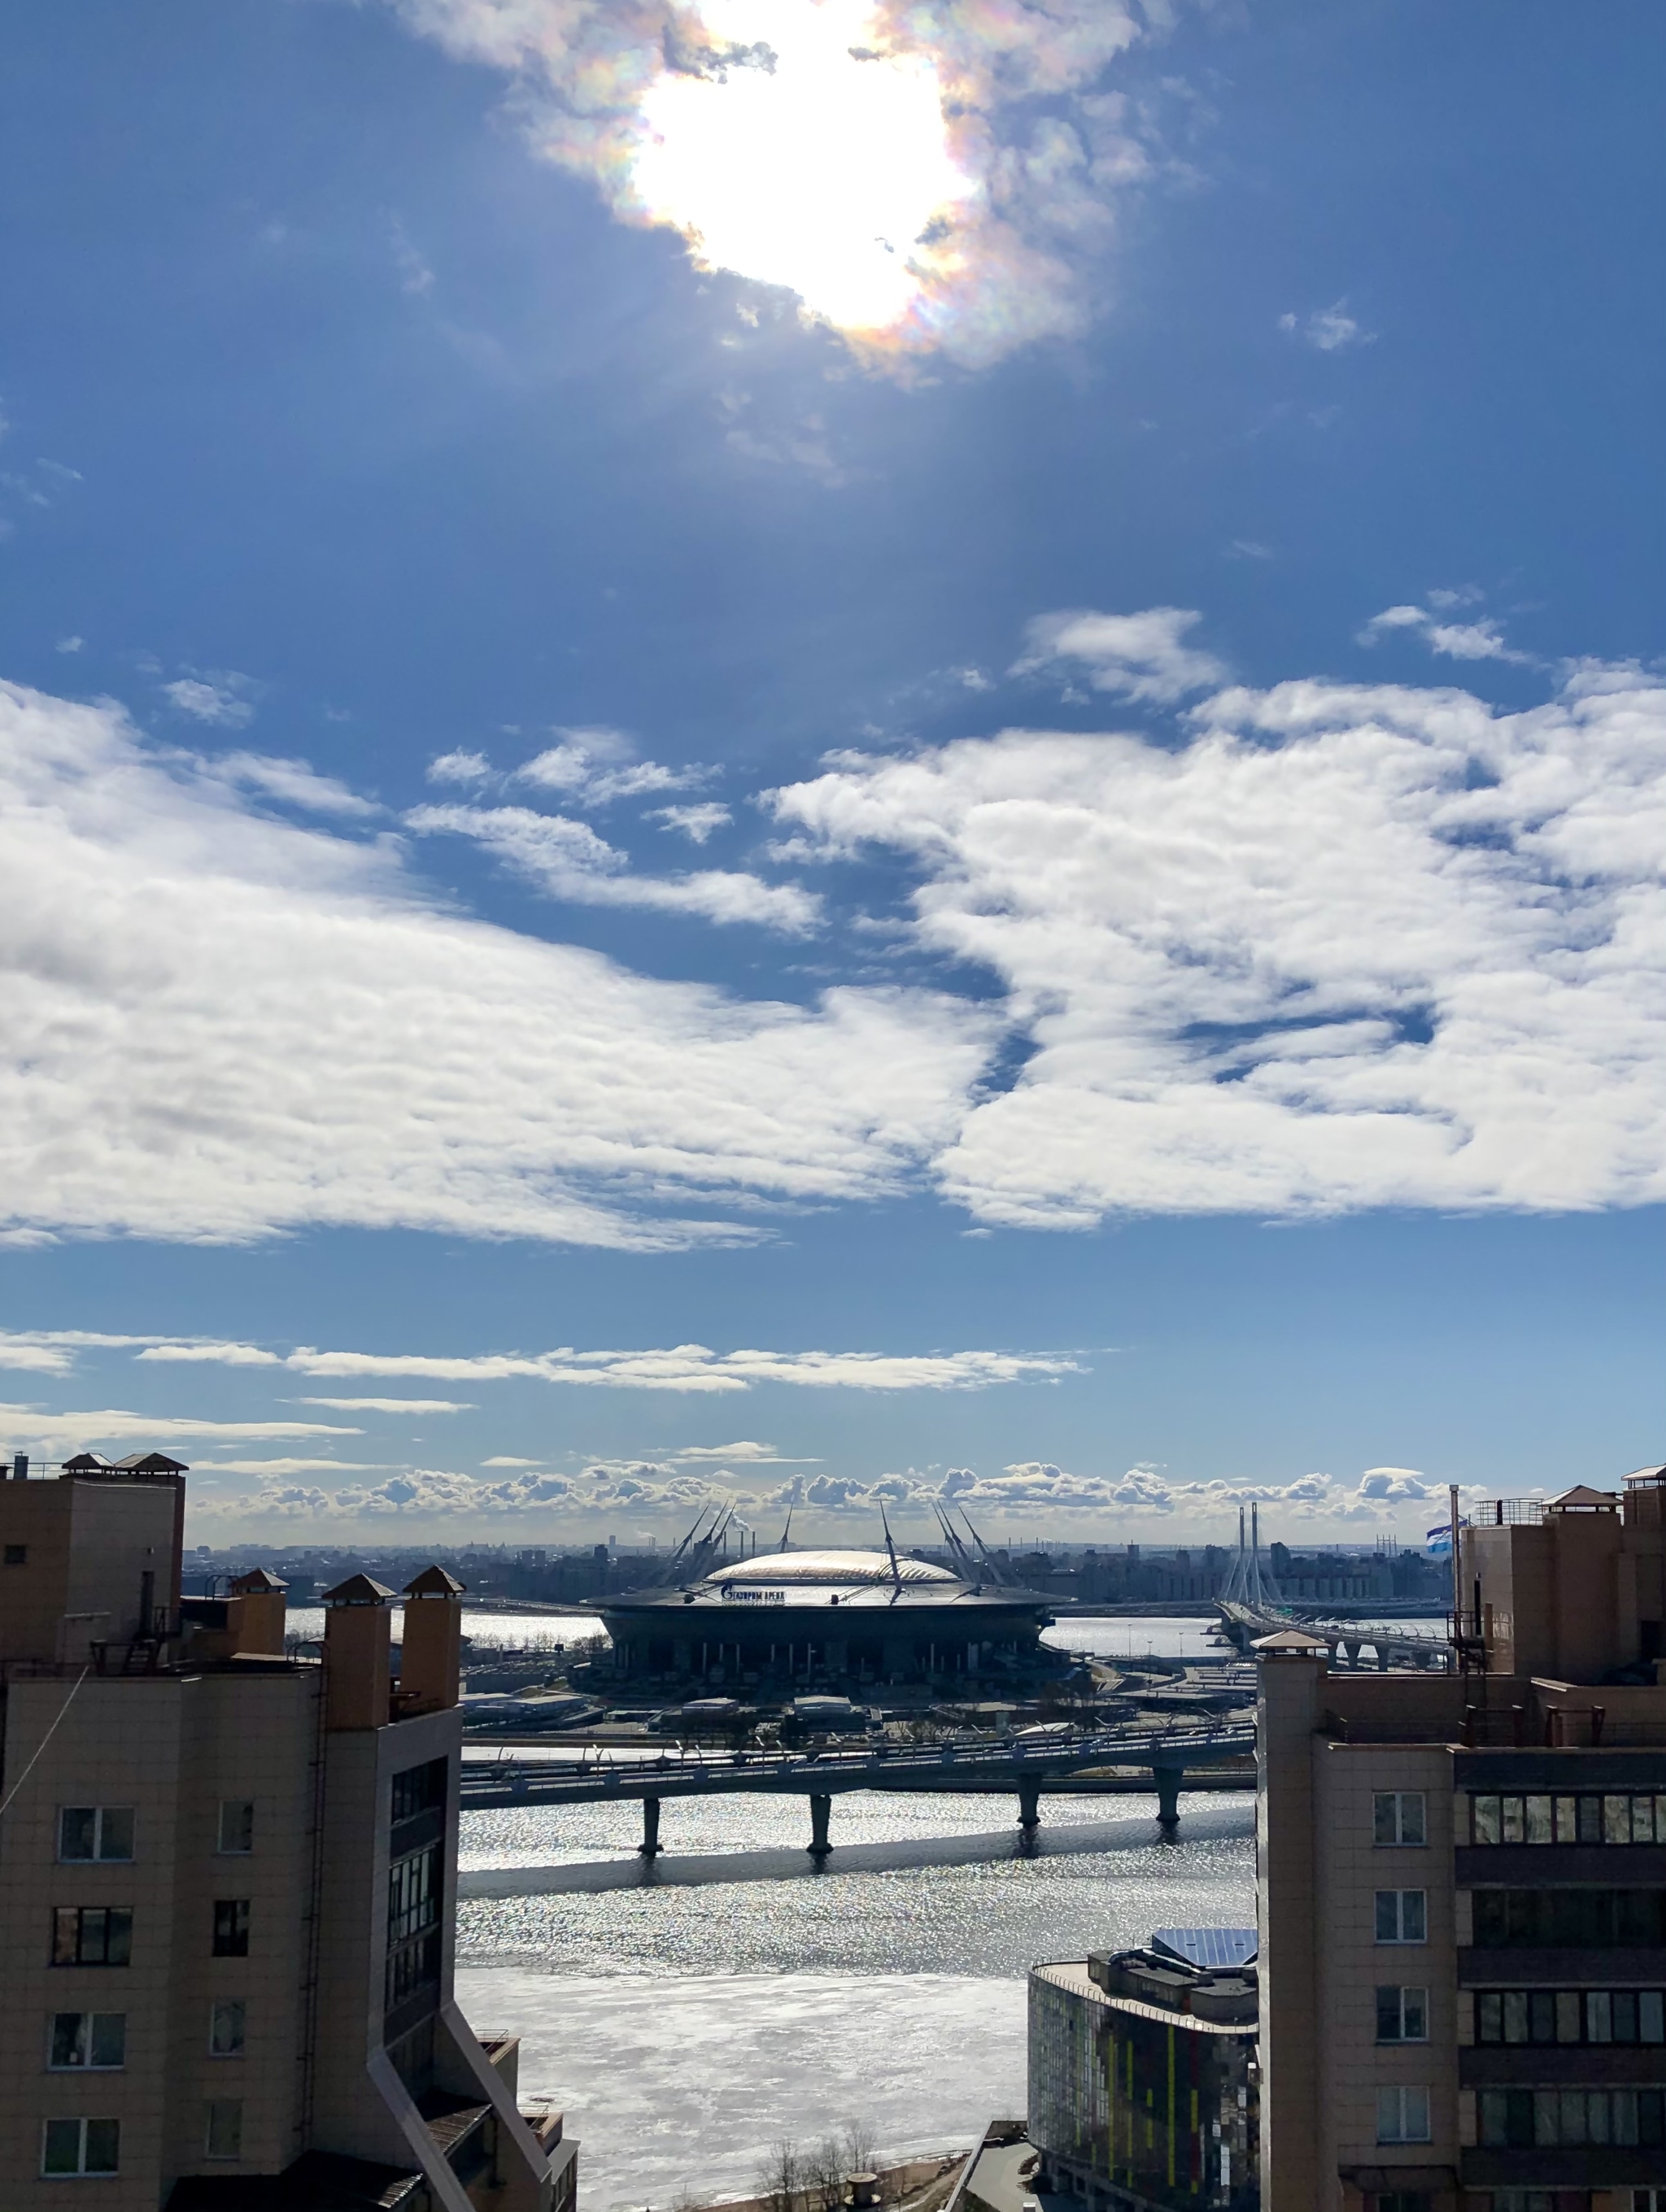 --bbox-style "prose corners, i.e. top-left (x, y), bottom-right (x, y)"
top-left (1153, 1763), bottom-right (1184, 1827)
top-left (808, 1792), bottom-right (832, 1856)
